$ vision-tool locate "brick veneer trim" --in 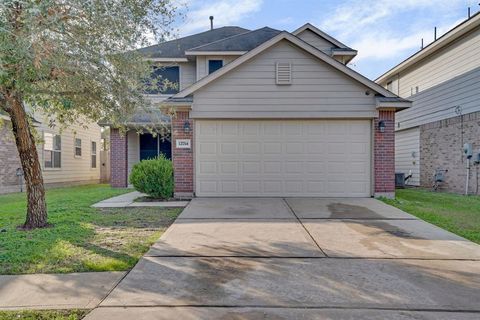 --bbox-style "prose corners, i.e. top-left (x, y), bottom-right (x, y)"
top-left (374, 110), bottom-right (395, 198)
top-left (110, 128), bottom-right (128, 188)
top-left (172, 111), bottom-right (194, 198)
